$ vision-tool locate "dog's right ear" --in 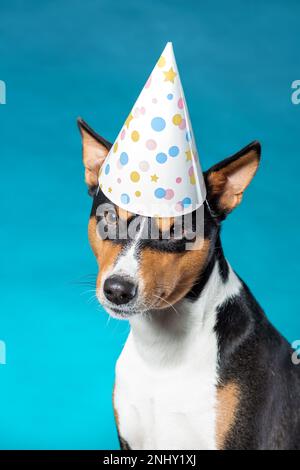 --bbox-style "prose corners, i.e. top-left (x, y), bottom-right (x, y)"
top-left (77, 118), bottom-right (112, 195)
